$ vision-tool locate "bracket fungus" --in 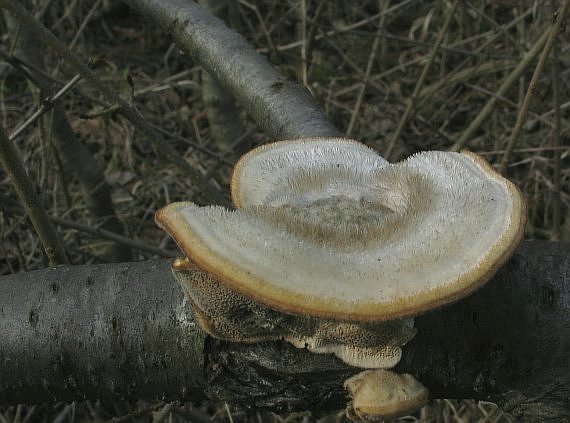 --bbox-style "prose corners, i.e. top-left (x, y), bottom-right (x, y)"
top-left (156, 137), bottom-right (525, 420)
